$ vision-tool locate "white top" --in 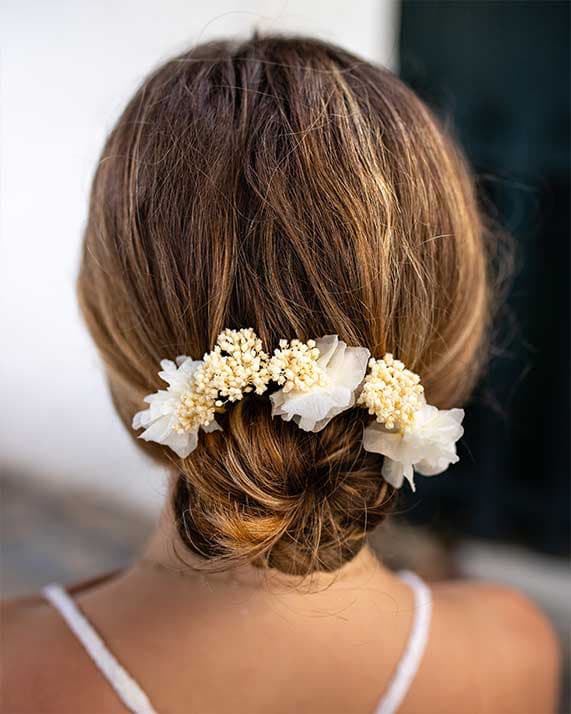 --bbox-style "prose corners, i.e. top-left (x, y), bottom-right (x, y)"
top-left (42, 569), bottom-right (432, 714)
